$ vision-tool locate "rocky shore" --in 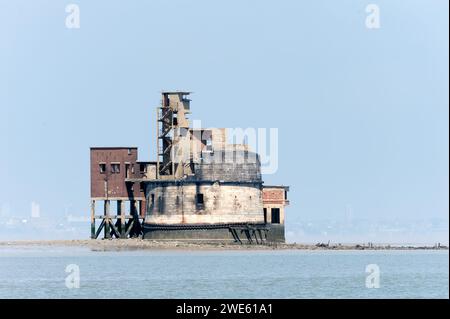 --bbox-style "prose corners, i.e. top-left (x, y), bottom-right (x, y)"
top-left (0, 239), bottom-right (447, 251)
